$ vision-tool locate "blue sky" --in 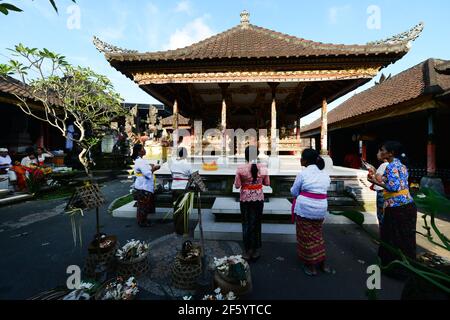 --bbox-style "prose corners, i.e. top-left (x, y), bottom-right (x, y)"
top-left (1, 0), bottom-right (449, 124)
